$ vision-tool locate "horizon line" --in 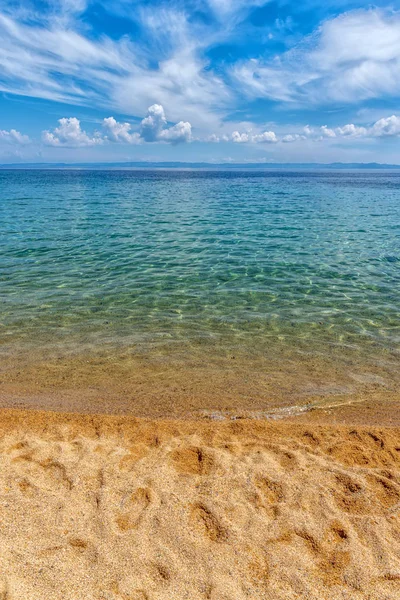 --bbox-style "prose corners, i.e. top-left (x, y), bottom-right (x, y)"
top-left (1, 161), bottom-right (400, 170)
